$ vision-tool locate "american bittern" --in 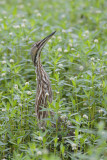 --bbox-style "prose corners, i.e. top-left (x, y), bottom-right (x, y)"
top-left (31, 31), bottom-right (56, 121)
